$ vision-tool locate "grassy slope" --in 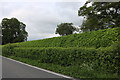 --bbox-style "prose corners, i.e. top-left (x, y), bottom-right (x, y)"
top-left (2, 27), bottom-right (120, 79)
top-left (13, 27), bottom-right (120, 48)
